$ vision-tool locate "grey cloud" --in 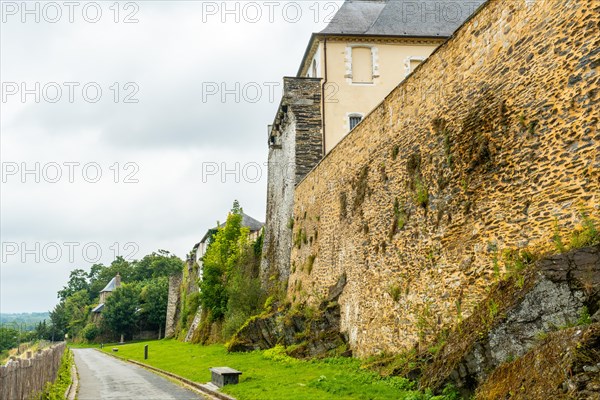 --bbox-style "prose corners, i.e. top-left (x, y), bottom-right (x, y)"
top-left (0, 1), bottom-right (338, 312)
